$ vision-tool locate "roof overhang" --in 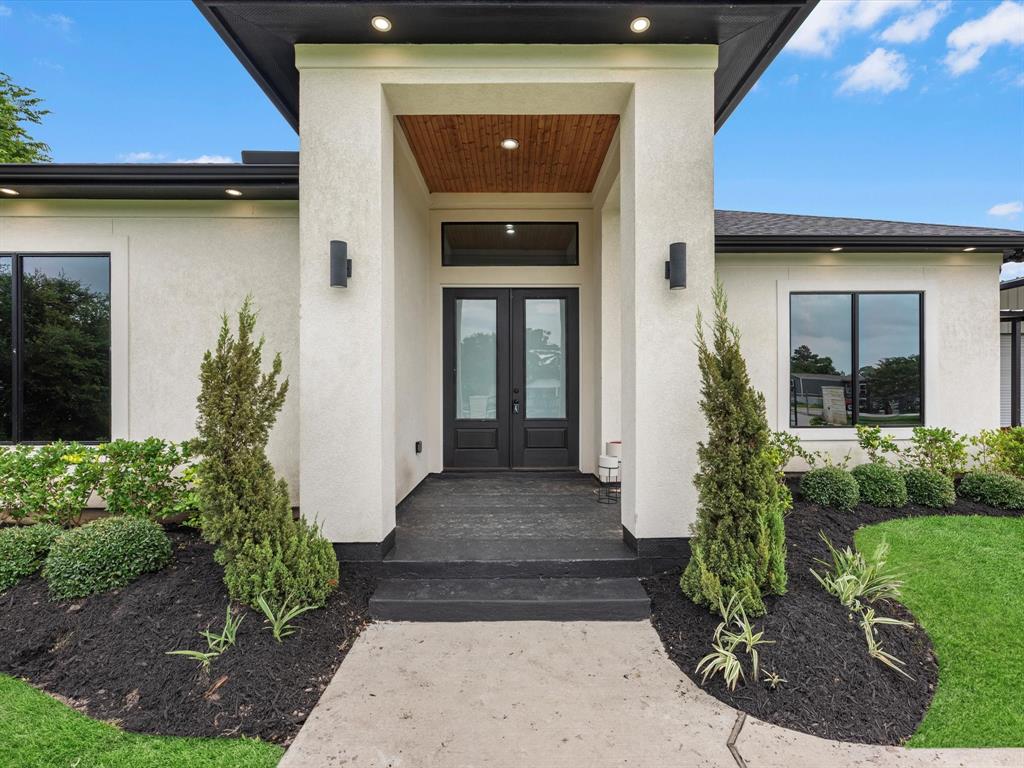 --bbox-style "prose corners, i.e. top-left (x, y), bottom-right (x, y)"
top-left (717, 236), bottom-right (1024, 262)
top-left (193, 0), bottom-right (818, 133)
top-left (0, 163), bottom-right (298, 200)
